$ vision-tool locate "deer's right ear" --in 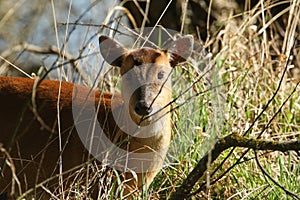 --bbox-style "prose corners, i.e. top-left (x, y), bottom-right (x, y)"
top-left (99, 36), bottom-right (126, 67)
